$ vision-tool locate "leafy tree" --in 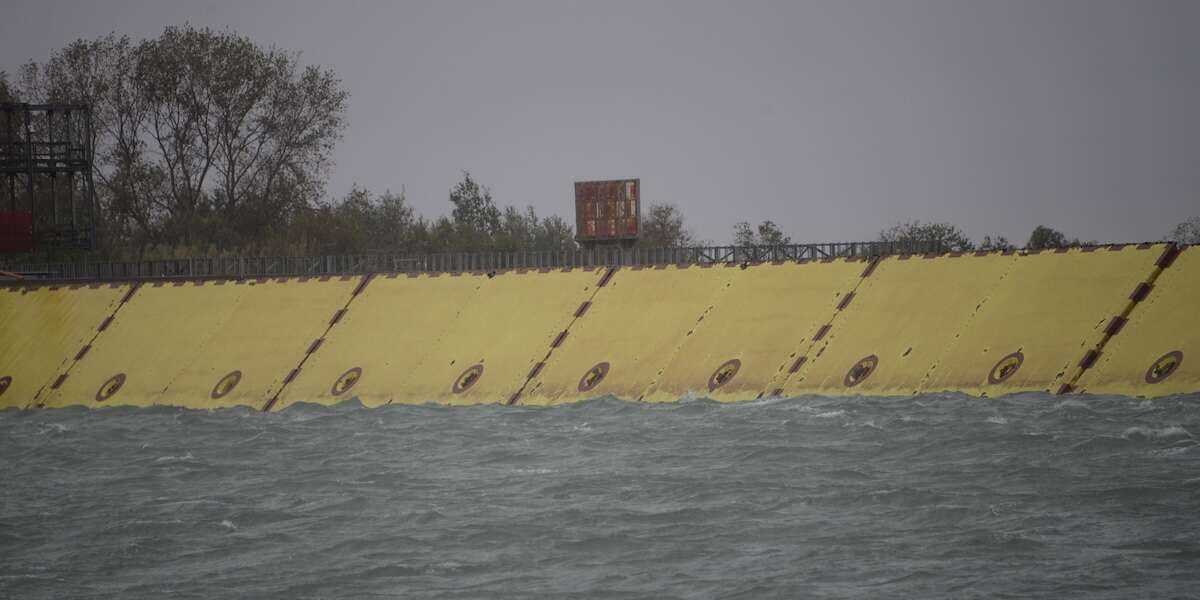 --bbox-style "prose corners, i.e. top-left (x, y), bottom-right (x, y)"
top-left (639, 203), bottom-right (695, 247)
top-left (733, 220), bottom-right (792, 246)
top-left (1168, 216), bottom-right (1200, 244)
top-left (493, 205), bottom-right (577, 252)
top-left (878, 221), bottom-right (973, 252)
top-left (978, 235), bottom-right (1014, 252)
top-left (8, 29), bottom-right (593, 260)
top-left (1026, 225), bottom-right (1069, 250)
top-left (1026, 225), bottom-right (1097, 249)
top-left (448, 171), bottom-right (501, 248)
top-left (19, 26), bottom-right (348, 254)
top-left (534, 214), bottom-right (577, 252)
